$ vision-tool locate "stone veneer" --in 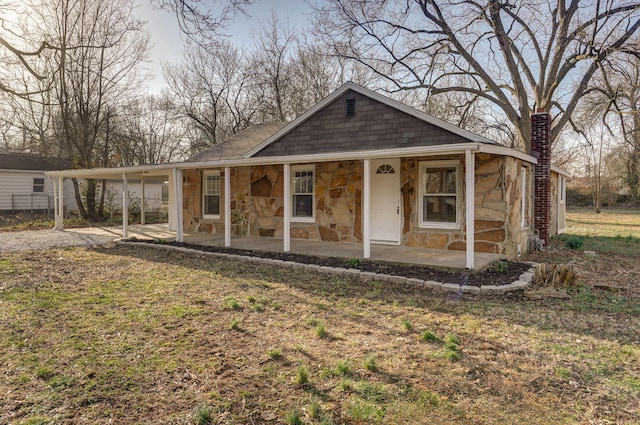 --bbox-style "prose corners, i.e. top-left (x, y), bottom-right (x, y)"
top-left (183, 155), bottom-right (534, 258)
top-left (400, 154), bottom-right (532, 257)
